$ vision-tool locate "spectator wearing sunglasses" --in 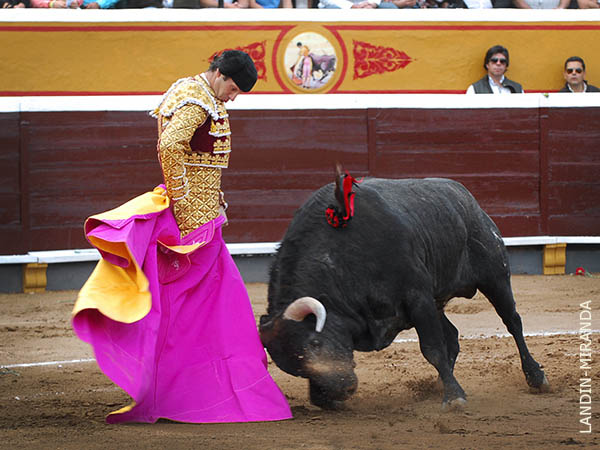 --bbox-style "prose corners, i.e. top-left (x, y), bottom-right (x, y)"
top-left (466, 45), bottom-right (524, 94)
top-left (559, 56), bottom-right (600, 93)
